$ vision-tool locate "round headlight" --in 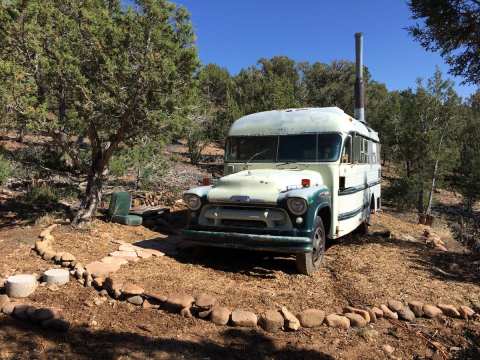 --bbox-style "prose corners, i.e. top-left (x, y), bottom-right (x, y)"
top-left (287, 197), bottom-right (307, 216)
top-left (184, 194), bottom-right (202, 211)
